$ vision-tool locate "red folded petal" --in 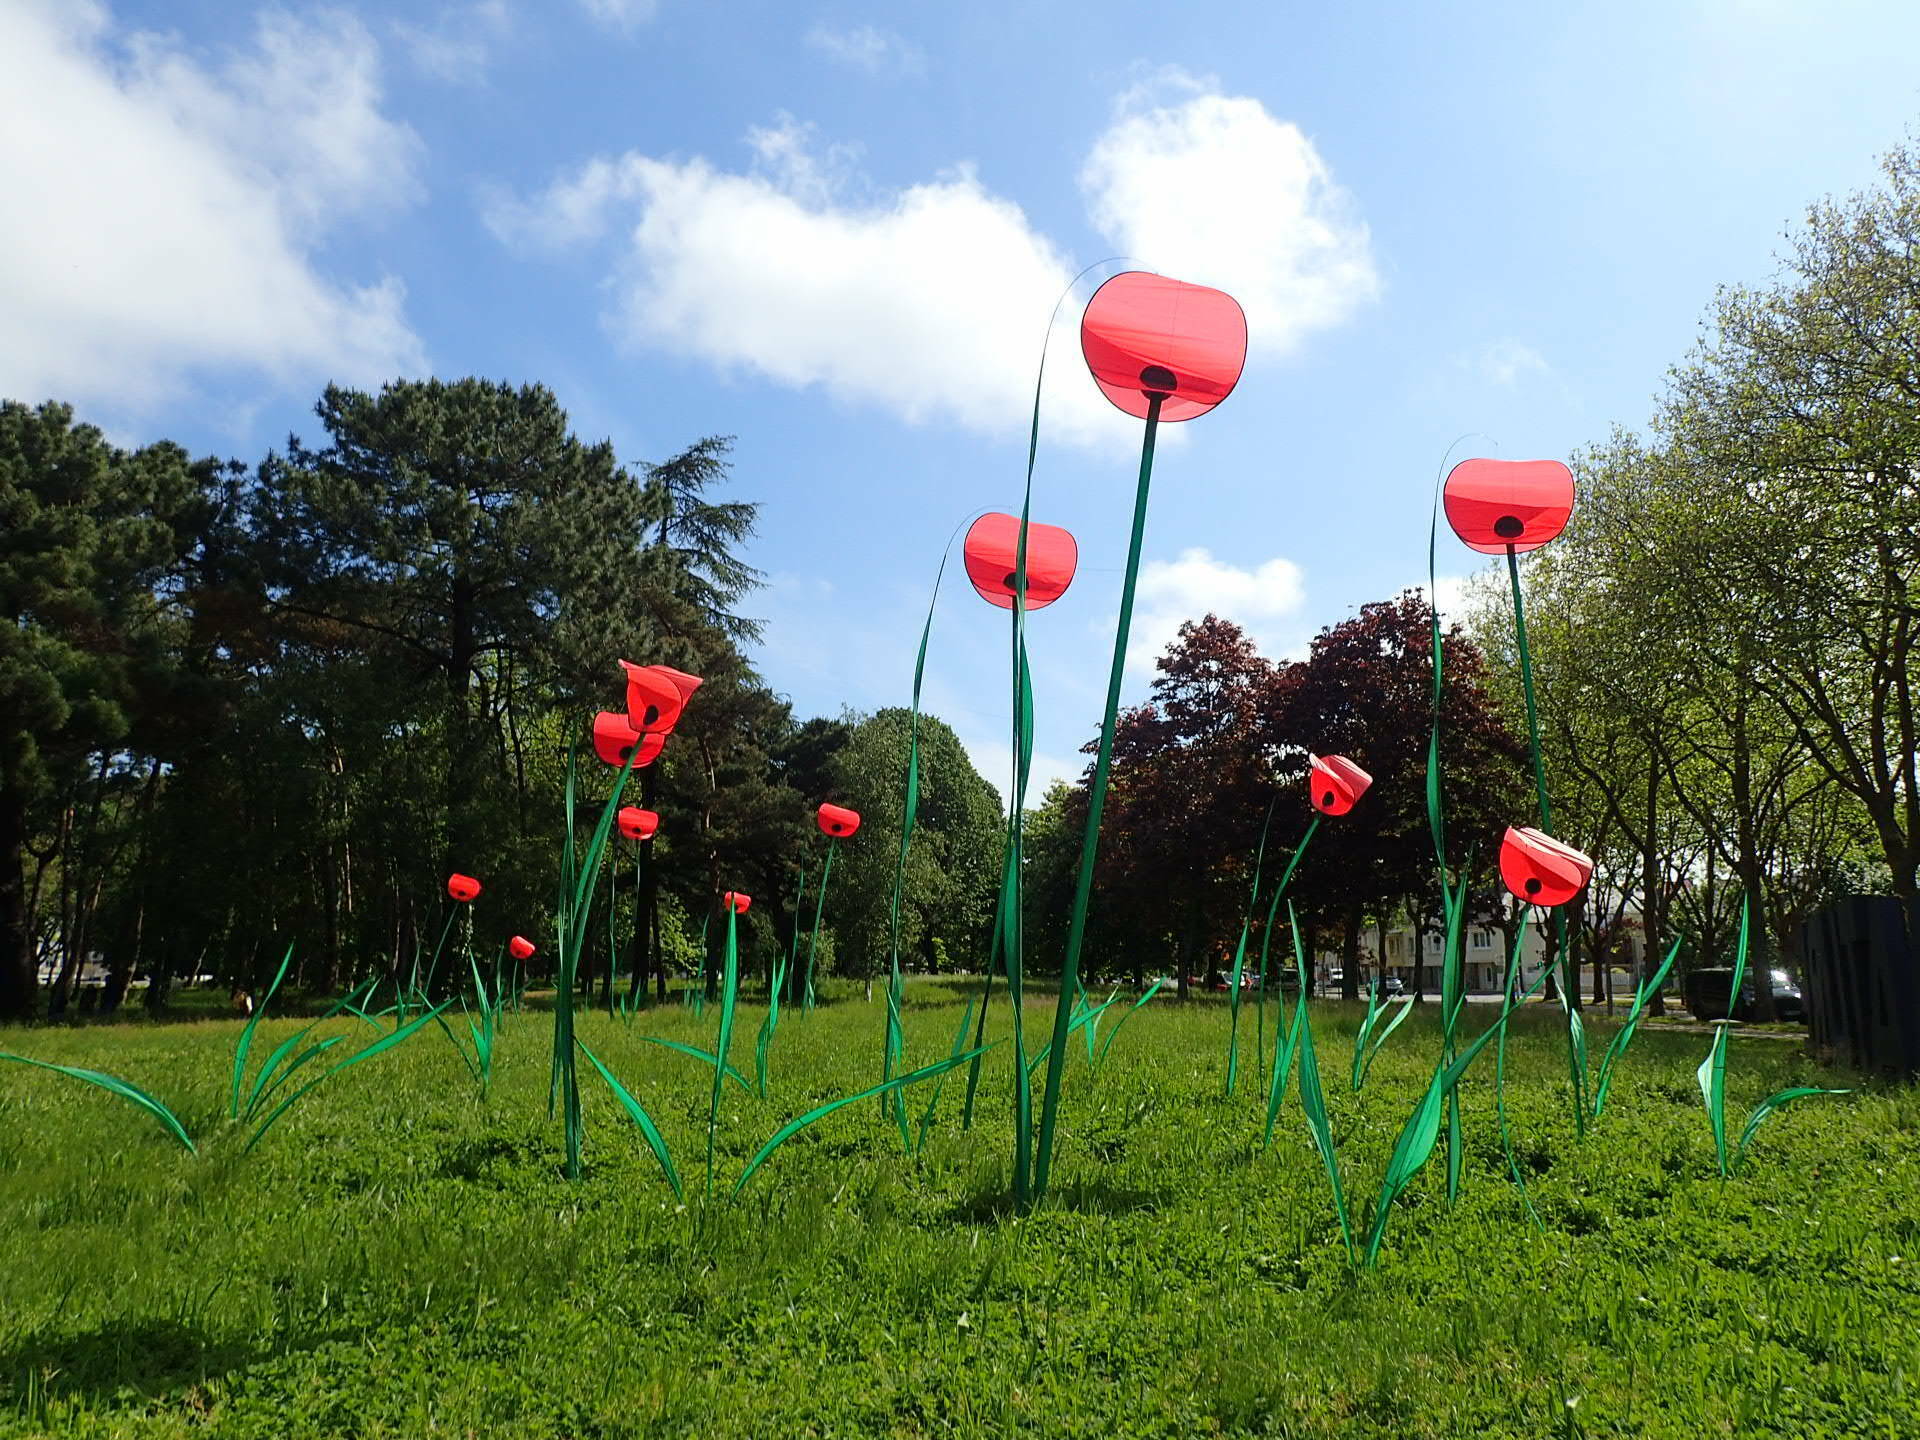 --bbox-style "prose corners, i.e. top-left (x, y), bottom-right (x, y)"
top-left (963, 513), bottom-right (1079, 611)
top-left (1499, 826), bottom-right (1593, 908)
top-left (1442, 459), bottom-right (1575, 555)
top-left (816, 802), bottom-right (861, 838)
top-left (1309, 754), bottom-right (1373, 817)
top-left (1080, 271), bottom-right (1247, 423)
